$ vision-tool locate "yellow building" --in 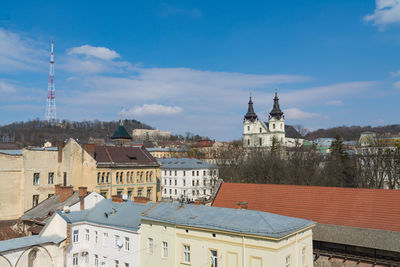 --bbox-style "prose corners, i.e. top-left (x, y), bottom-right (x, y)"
top-left (147, 147), bottom-right (188, 159)
top-left (0, 138), bottom-right (95, 220)
top-left (93, 145), bottom-right (160, 201)
top-left (140, 203), bottom-right (315, 267)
